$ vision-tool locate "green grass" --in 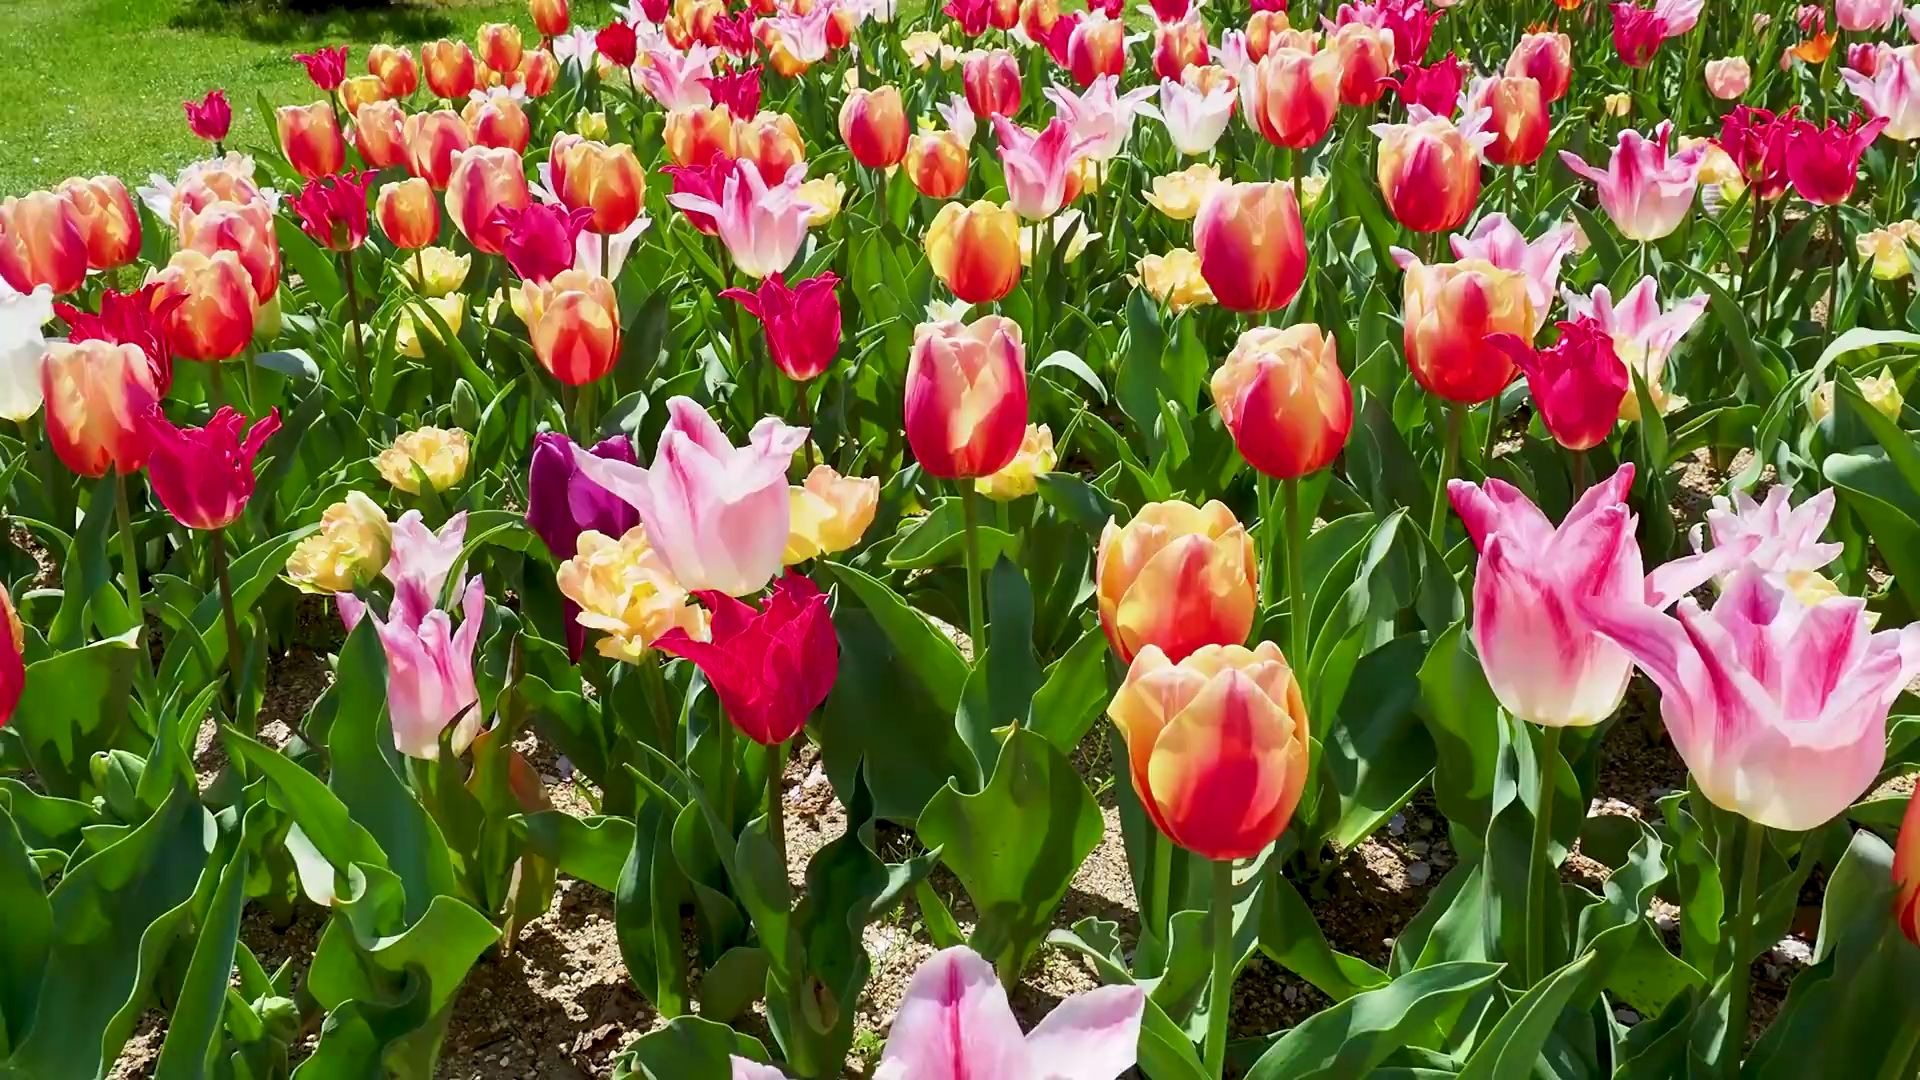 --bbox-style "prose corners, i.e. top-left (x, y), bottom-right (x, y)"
top-left (0, 0), bottom-right (617, 194)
